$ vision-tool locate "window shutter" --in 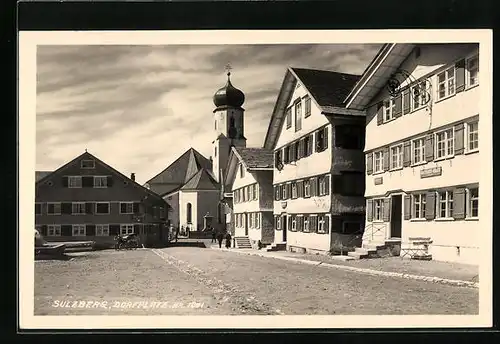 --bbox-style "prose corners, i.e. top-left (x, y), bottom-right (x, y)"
top-left (455, 59), bottom-right (466, 93)
top-left (61, 225), bottom-right (72, 236)
top-left (425, 192), bottom-right (436, 220)
top-left (425, 134), bottom-right (434, 162)
top-left (403, 195), bottom-right (411, 220)
top-left (454, 124), bottom-right (465, 155)
top-left (394, 94), bottom-right (402, 117)
top-left (382, 198), bottom-right (391, 222)
top-left (274, 186), bottom-right (278, 201)
top-left (133, 202), bottom-right (140, 214)
top-left (297, 180), bottom-right (303, 197)
top-left (109, 224), bottom-right (120, 236)
top-left (324, 215), bottom-right (330, 234)
top-left (325, 175), bottom-right (330, 195)
top-left (452, 188), bottom-right (466, 220)
top-left (376, 102), bottom-right (384, 125)
top-left (62, 176), bottom-right (68, 187)
top-left (366, 199), bottom-right (373, 222)
top-left (82, 176), bottom-right (93, 187)
top-left (383, 147), bottom-right (390, 171)
top-left (283, 148), bottom-right (288, 164)
top-left (86, 225), bottom-right (96, 236)
top-left (324, 127), bottom-right (329, 150)
top-left (85, 202), bottom-right (94, 214)
top-left (61, 203), bottom-right (72, 214)
top-left (314, 132), bottom-right (320, 152)
top-left (41, 225), bottom-right (48, 236)
top-left (403, 141), bottom-right (411, 167)
top-left (366, 153), bottom-right (373, 175)
top-left (107, 176), bottom-right (114, 187)
top-left (311, 177), bottom-right (317, 196)
top-left (403, 89), bottom-right (411, 115)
